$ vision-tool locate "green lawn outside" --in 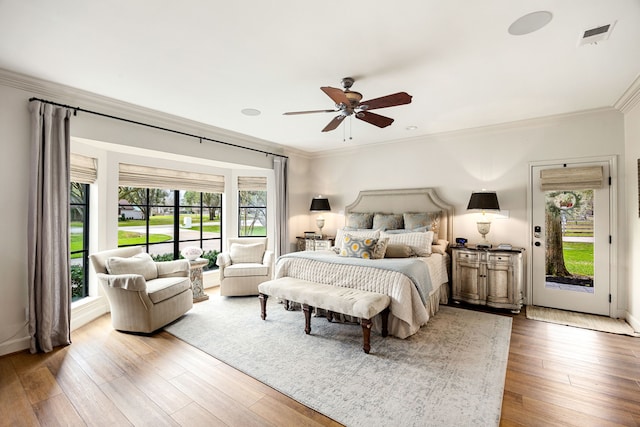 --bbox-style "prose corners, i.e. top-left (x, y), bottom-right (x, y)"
top-left (70, 230), bottom-right (172, 255)
top-left (118, 214), bottom-right (218, 227)
top-left (563, 242), bottom-right (594, 276)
